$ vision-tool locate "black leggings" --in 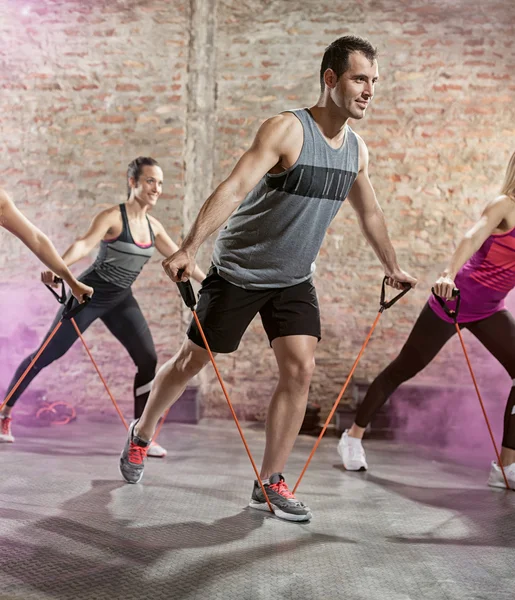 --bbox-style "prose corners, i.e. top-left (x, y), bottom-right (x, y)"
top-left (355, 303), bottom-right (515, 450)
top-left (5, 288), bottom-right (157, 419)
